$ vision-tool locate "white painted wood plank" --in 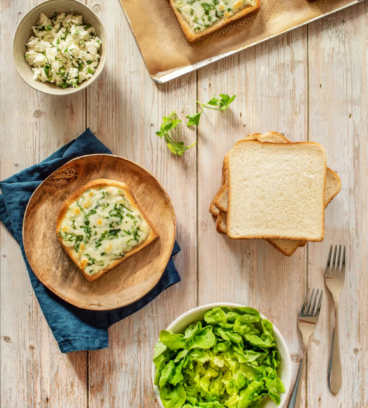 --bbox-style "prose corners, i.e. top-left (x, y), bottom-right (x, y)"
top-left (307, 4), bottom-right (368, 407)
top-left (86, 1), bottom-right (197, 407)
top-left (0, 1), bottom-right (87, 407)
top-left (197, 27), bottom-right (309, 405)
